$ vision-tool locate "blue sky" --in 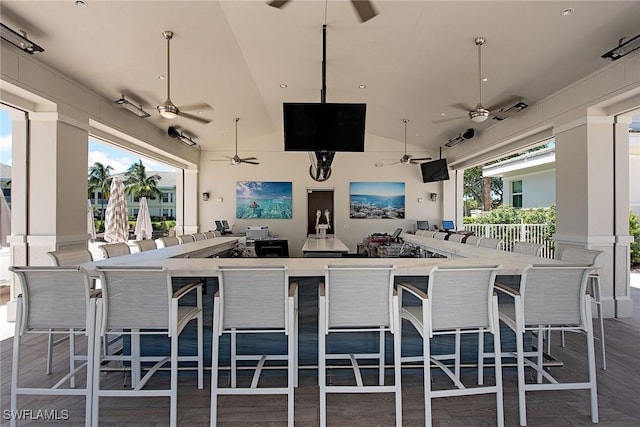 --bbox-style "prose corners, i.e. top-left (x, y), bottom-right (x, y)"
top-left (1, 108), bottom-right (173, 173)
